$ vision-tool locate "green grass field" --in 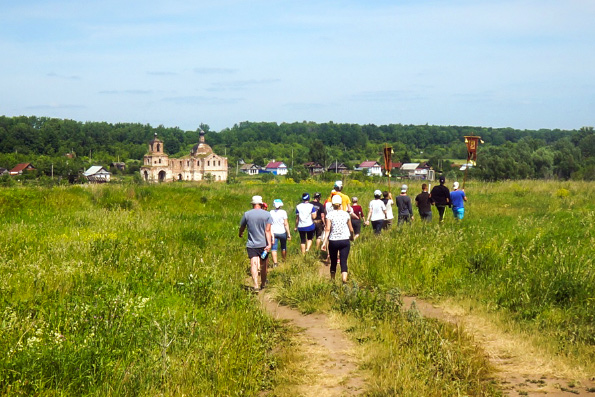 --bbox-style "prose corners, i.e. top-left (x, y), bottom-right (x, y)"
top-left (1, 180), bottom-right (593, 395)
